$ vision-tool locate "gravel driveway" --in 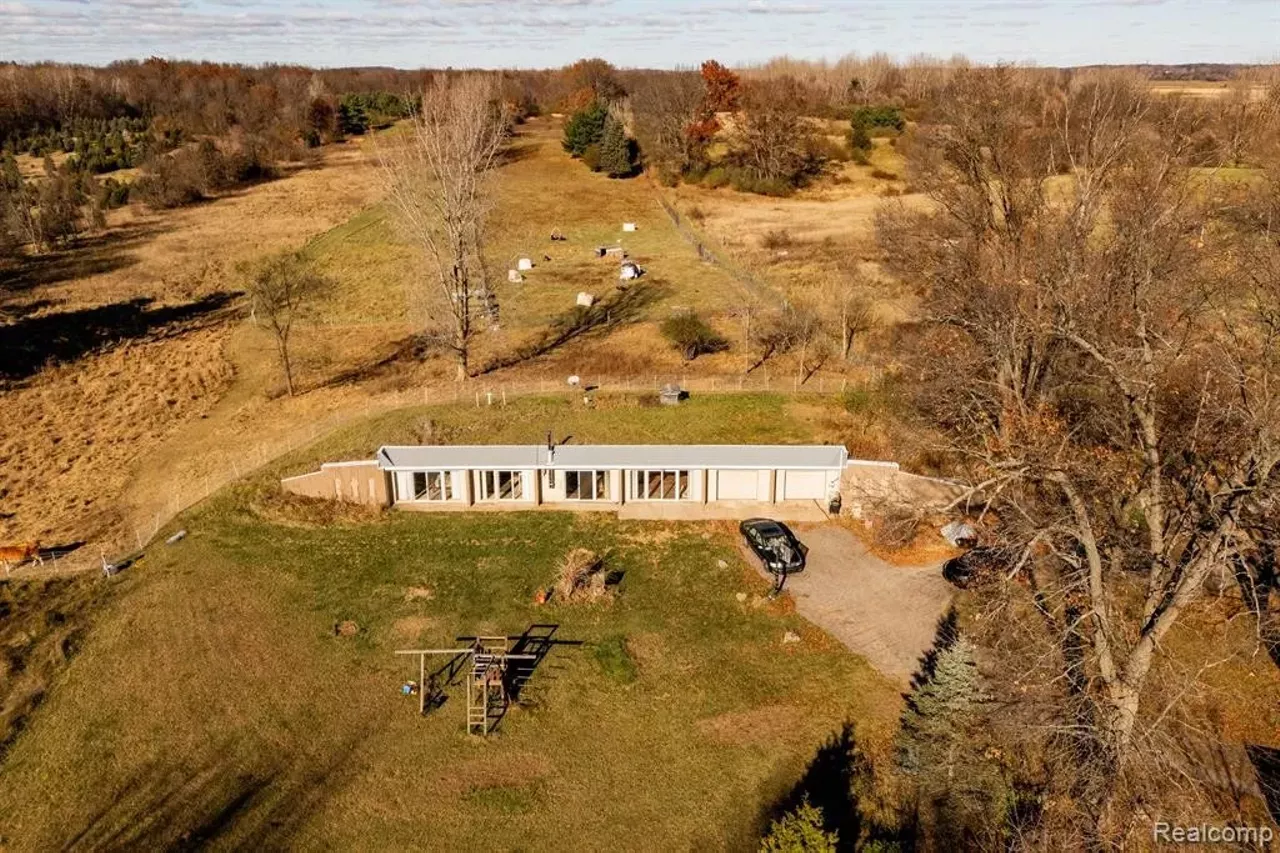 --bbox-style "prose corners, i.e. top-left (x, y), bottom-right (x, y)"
top-left (745, 525), bottom-right (955, 684)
